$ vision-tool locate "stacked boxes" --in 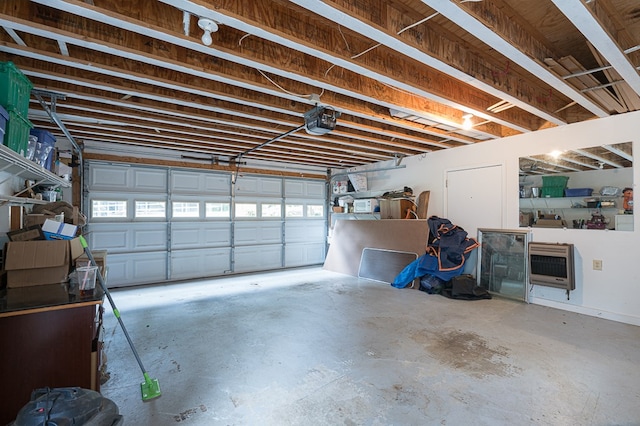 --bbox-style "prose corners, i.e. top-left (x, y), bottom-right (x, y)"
top-left (0, 61), bottom-right (34, 157)
top-left (541, 175), bottom-right (569, 198)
